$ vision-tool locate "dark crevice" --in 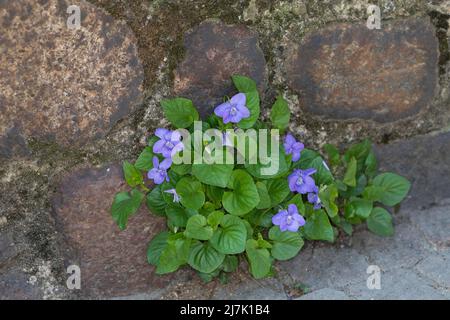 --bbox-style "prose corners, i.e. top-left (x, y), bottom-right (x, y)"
top-left (429, 11), bottom-right (450, 76)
